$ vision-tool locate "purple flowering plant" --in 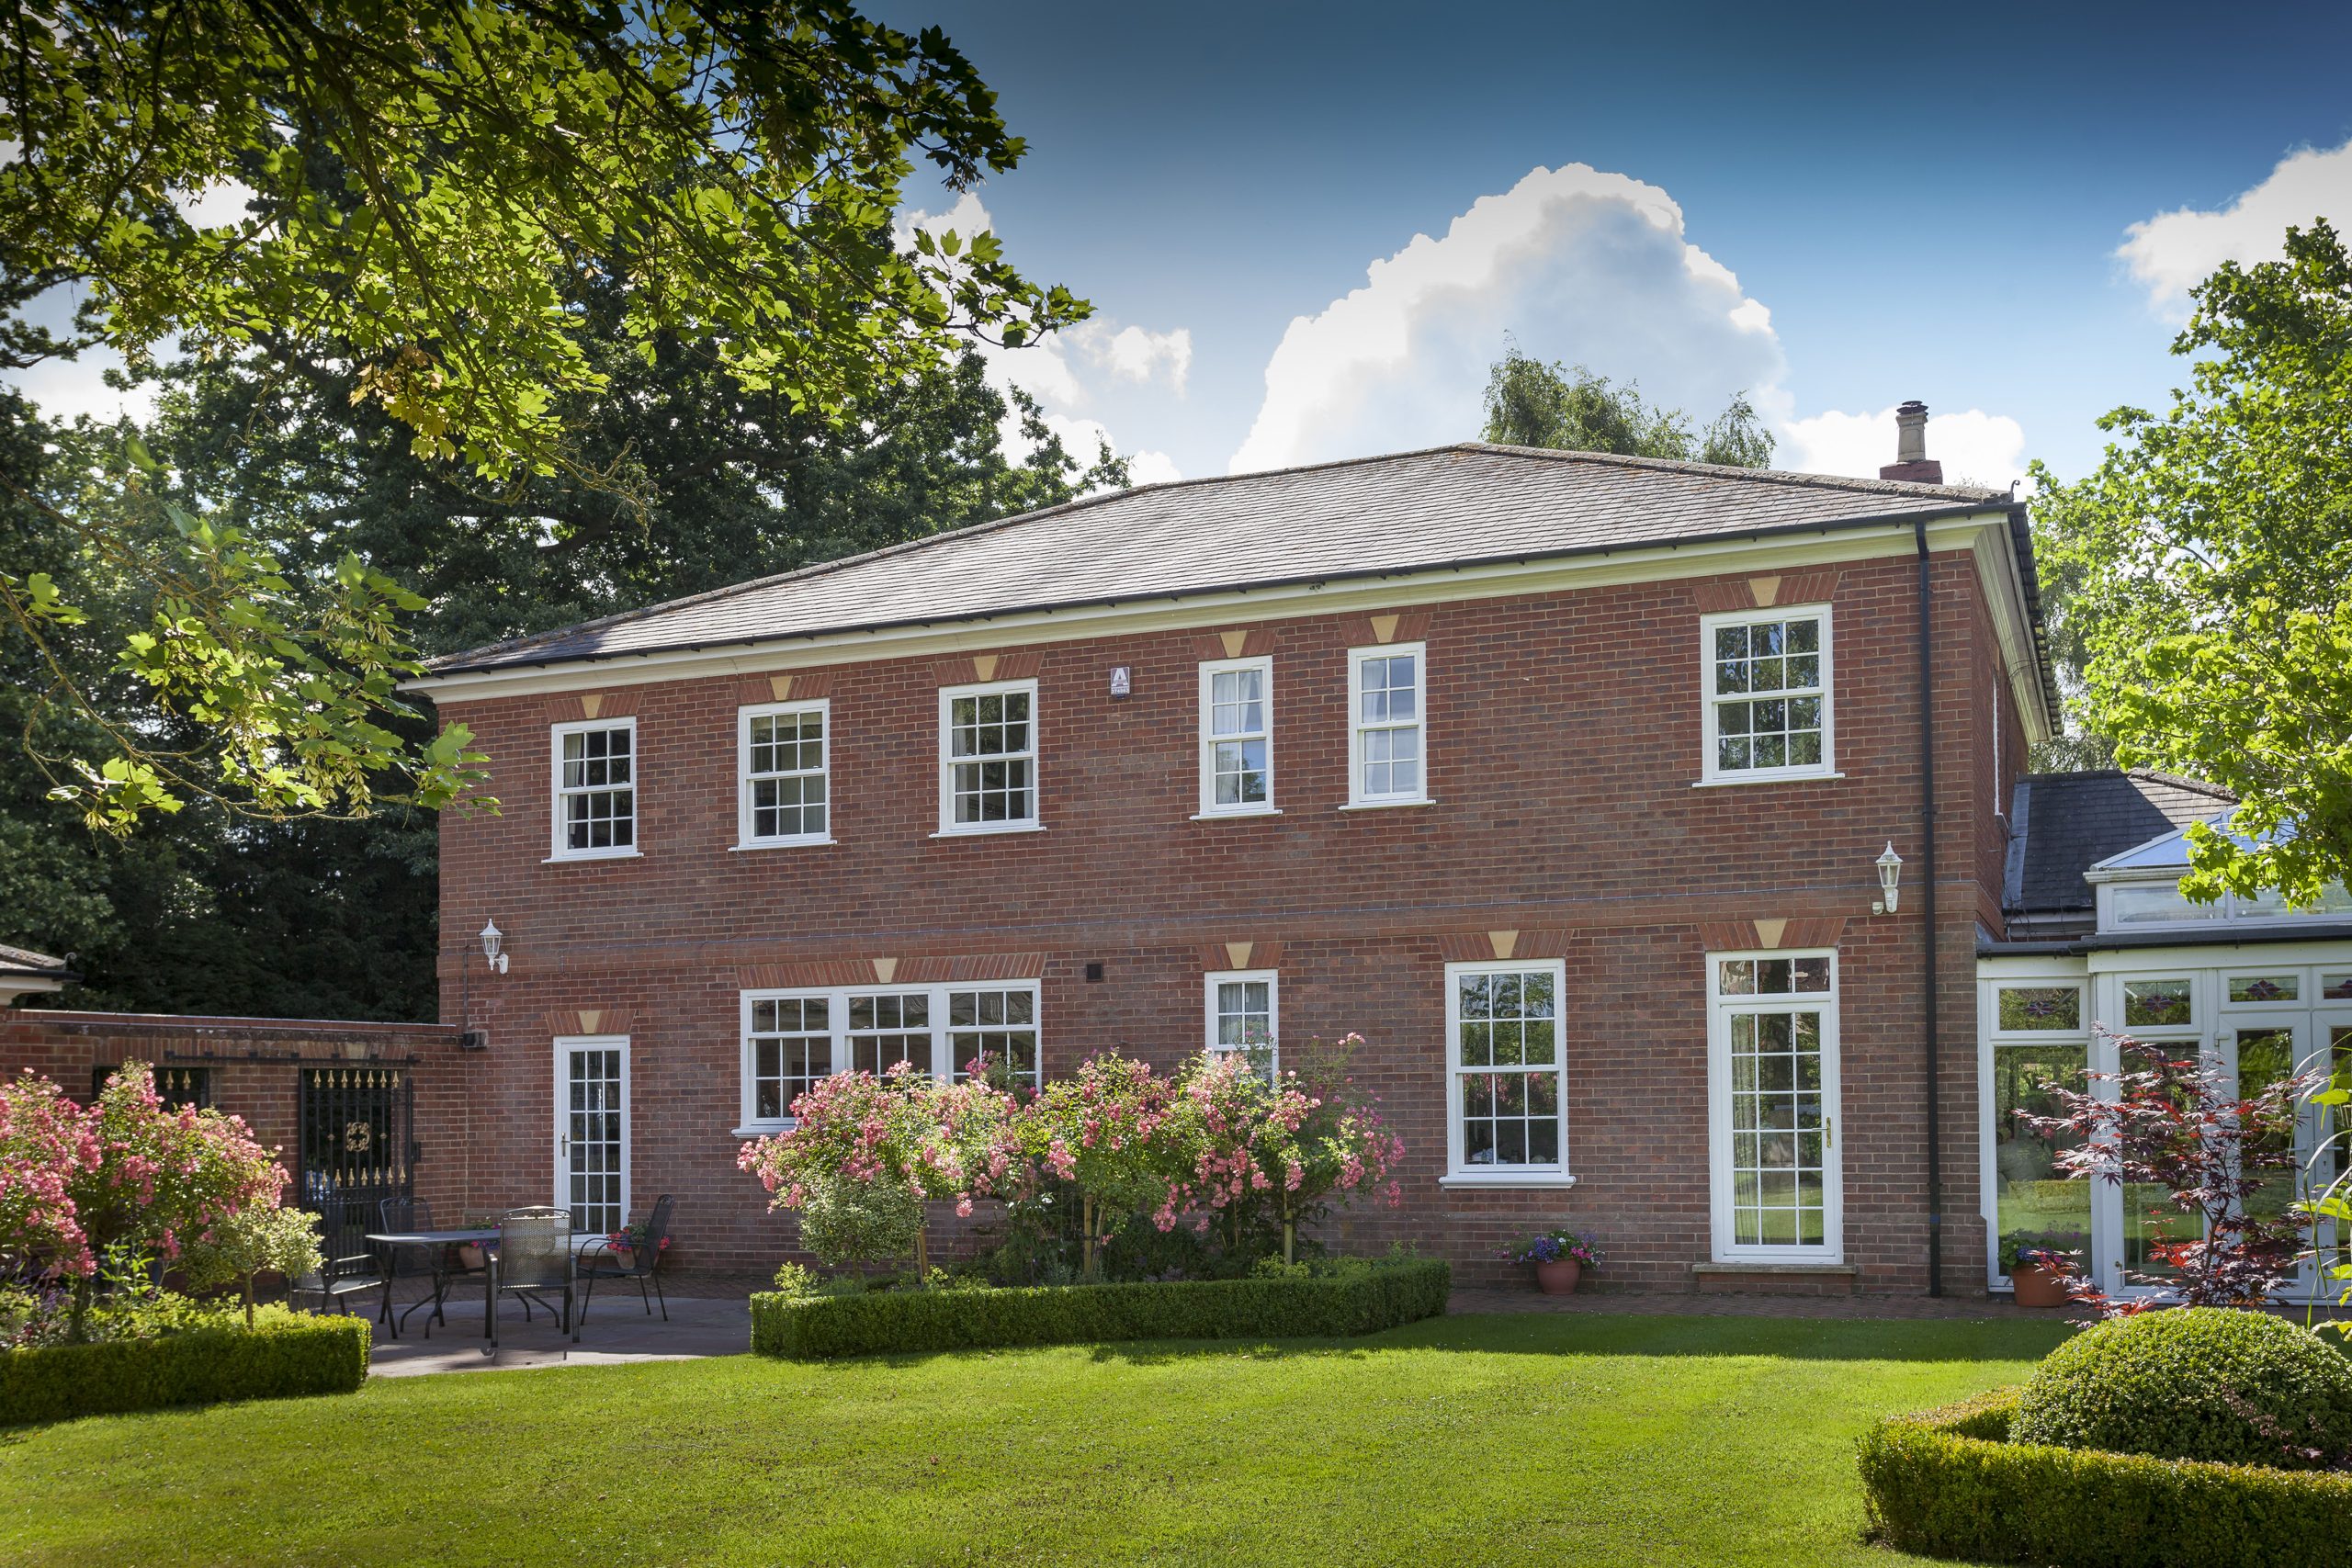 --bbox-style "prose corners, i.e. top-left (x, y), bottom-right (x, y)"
top-left (1501, 1228), bottom-right (1602, 1268)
